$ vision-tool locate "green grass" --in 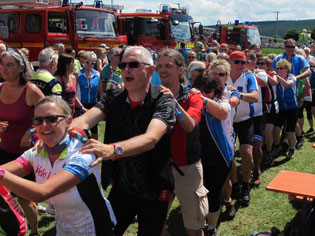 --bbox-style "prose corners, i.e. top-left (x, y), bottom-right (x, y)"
top-left (262, 47), bottom-right (285, 56)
